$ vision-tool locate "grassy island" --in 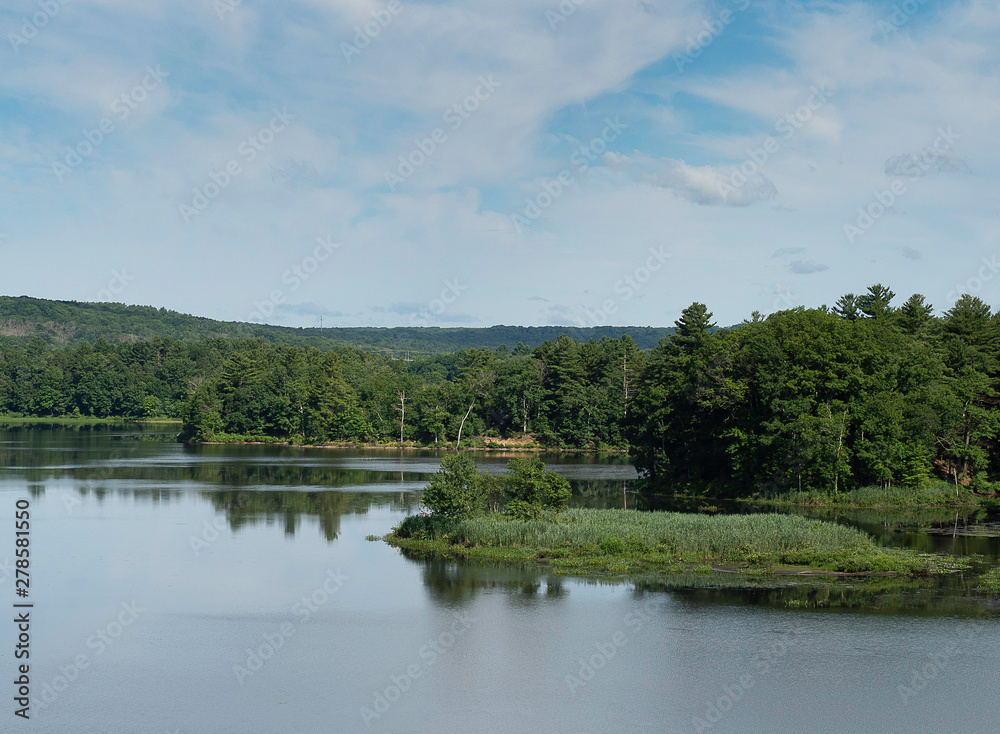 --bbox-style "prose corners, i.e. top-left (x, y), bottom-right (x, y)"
top-left (385, 508), bottom-right (968, 580)
top-left (382, 453), bottom-right (973, 584)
